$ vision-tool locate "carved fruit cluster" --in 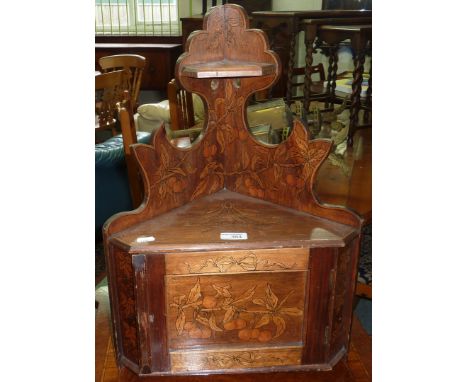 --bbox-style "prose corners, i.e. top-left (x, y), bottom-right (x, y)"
top-left (170, 279), bottom-right (303, 343)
